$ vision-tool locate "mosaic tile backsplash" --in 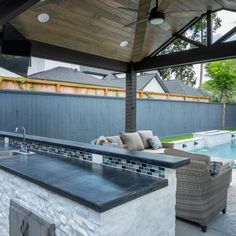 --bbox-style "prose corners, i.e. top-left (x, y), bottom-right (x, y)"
top-left (103, 156), bottom-right (166, 178)
top-left (1, 136), bottom-right (166, 178)
top-left (8, 138), bottom-right (92, 162)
